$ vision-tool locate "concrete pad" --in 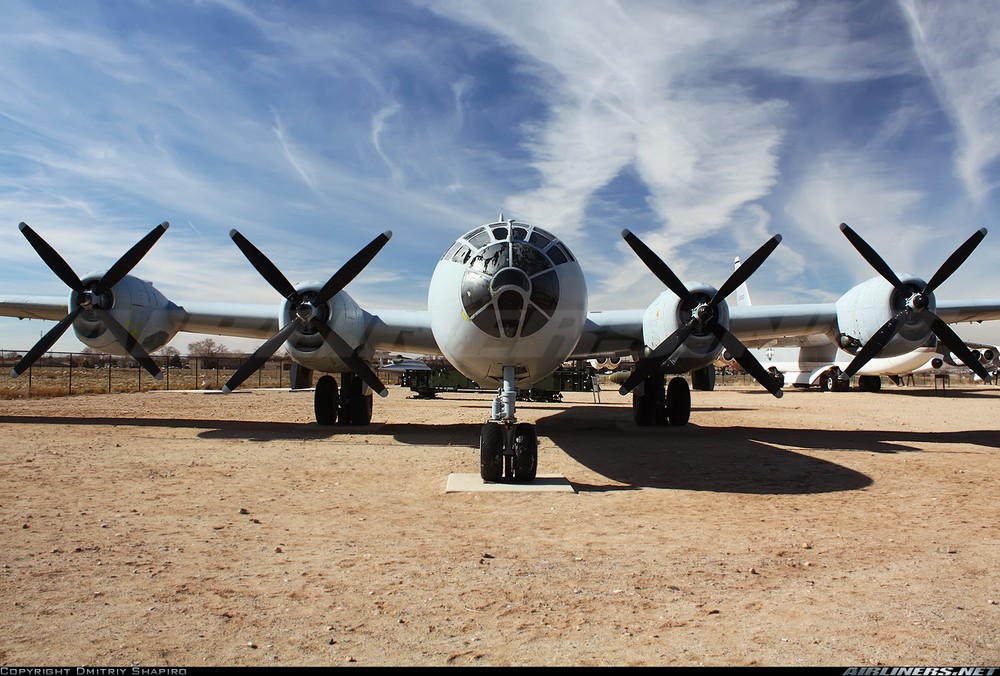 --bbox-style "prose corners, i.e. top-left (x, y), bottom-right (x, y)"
top-left (445, 473), bottom-right (576, 493)
top-left (150, 389), bottom-right (252, 394)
